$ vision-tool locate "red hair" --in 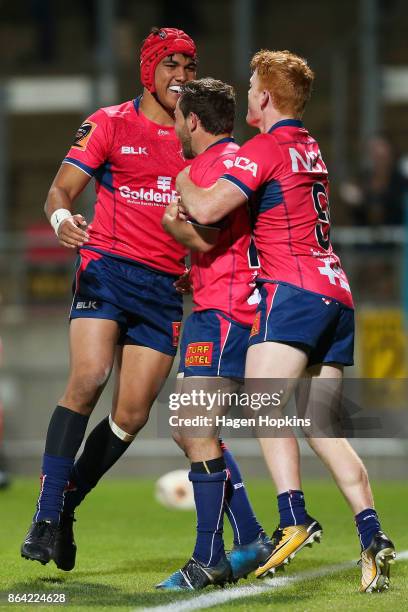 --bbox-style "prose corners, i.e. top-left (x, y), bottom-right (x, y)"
top-left (251, 50), bottom-right (314, 117)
